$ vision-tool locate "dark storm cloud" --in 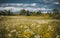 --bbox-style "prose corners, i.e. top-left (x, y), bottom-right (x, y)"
top-left (0, 0), bottom-right (60, 4)
top-left (0, 0), bottom-right (54, 3)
